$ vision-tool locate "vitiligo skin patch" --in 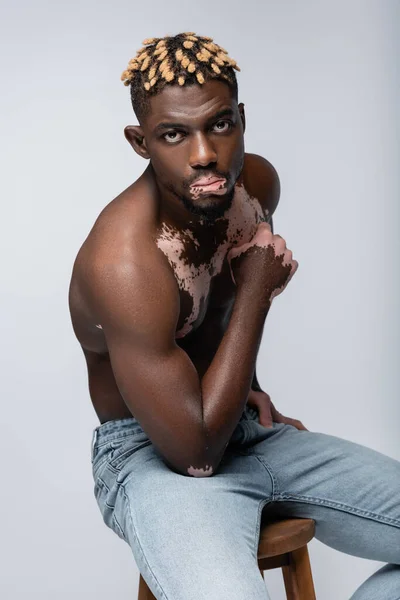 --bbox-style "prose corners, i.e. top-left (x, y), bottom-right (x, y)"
top-left (187, 464), bottom-right (214, 477)
top-left (95, 184), bottom-right (266, 338)
top-left (155, 183), bottom-right (266, 339)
